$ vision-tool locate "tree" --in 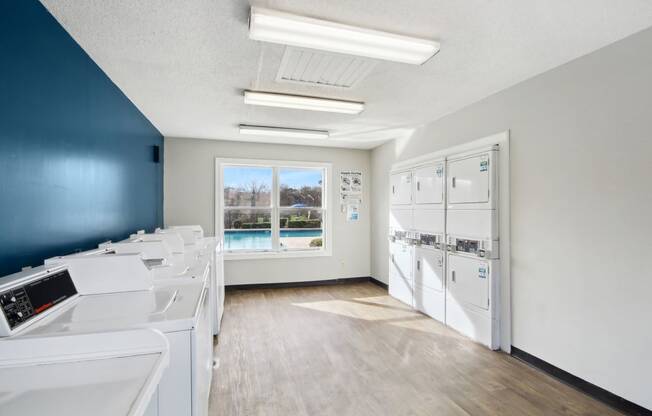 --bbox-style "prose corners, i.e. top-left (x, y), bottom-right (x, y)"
top-left (279, 185), bottom-right (322, 207)
top-left (248, 180), bottom-right (269, 207)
